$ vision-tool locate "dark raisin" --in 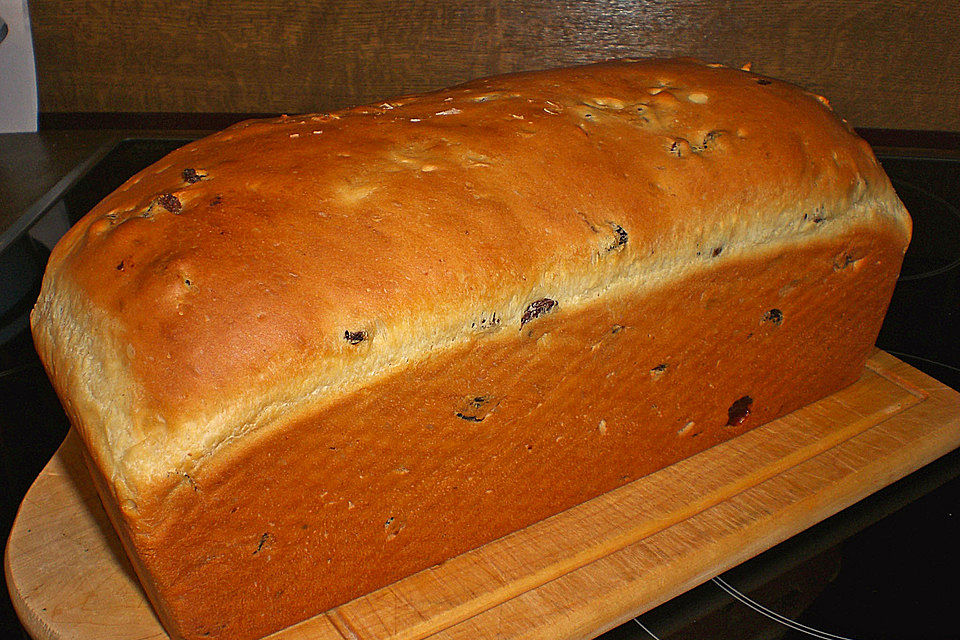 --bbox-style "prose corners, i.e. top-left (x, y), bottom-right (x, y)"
top-left (712, 246), bottom-right (723, 257)
top-left (210, 195), bottom-right (223, 206)
top-left (344, 330), bottom-right (367, 344)
top-left (182, 168), bottom-right (206, 184)
top-left (608, 221), bottom-right (628, 248)
top-left (834, 254), bottom-right (857, 270)
top-left (520, 298), bottom-right (558, 326)
top-left (763, 308), bottom-right (783, 325)
top-left (157, 193), bottom-right (182, 214)
top-left (455, 395), bottom-right (499, 422)
top-left (651, 363), bottom-right (668, 372)
top-left (702, 130), bottom-right (723, 147)
top-left (253, 532), bottom-right (270, 555)
top-left (692, 130), bottom-right (724, 153)
top-left (727, 395), bottom-right (753, 426)
top-left (756, 78), bottom-right (772, 85)
top-left (116, 260), bottom-right (124, 271)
